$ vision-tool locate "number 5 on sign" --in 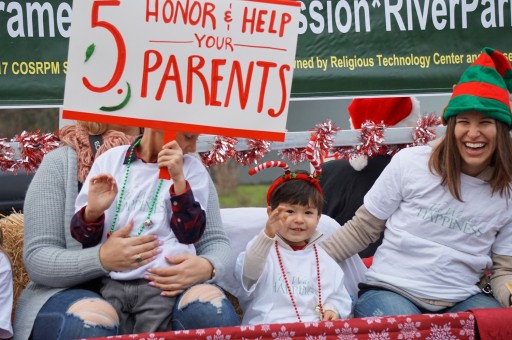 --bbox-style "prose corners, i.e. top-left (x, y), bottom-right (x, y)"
top-left (83, 0), bottom-right (126, 94)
